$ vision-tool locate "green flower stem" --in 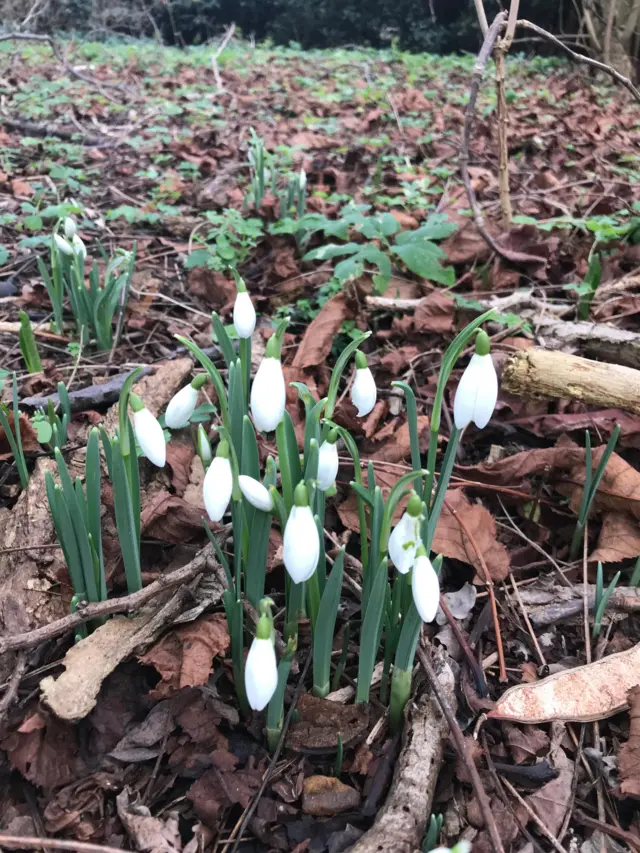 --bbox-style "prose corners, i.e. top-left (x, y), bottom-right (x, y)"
top-left (389, 666), bottom-right (413, 733)
top-left (266, 642), bottom-right (295, 752)
top-left (423, 431), bottom-right (438, 514)
top-left (425, 426), bottom-right (460, 551)
top-left (306, 568), bottom-right (321, 634)
top-left (324, 332), bottom-right (371, 420)
top-left (325, 421), bottom-right (368, 572)
top-left (285, 580), bottom-right (304, 642)
top-left (276, 419), bottom-right (293, 512)
top-left (392, 381), bottom-right (422, 497)
top-left (239, 336), bottom-right (251, 406)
